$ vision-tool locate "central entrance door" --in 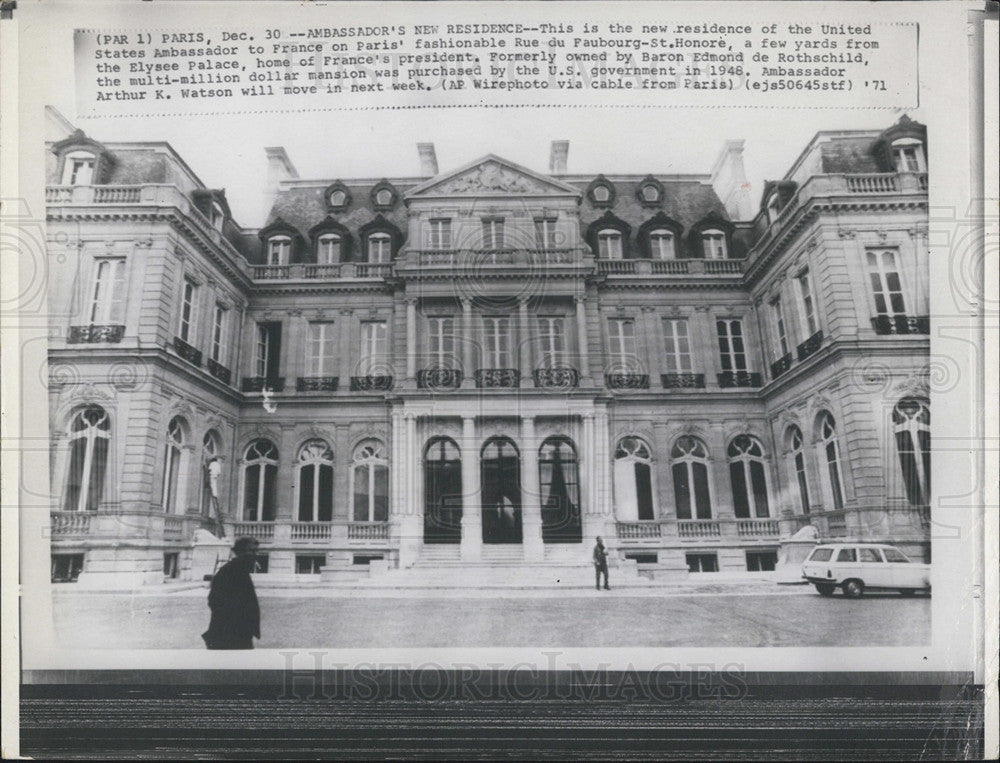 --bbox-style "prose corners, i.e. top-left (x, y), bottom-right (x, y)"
top-left (424, 437), bottom-right (462, 543)
top-left (480, 437), bottom-right (522, 544)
